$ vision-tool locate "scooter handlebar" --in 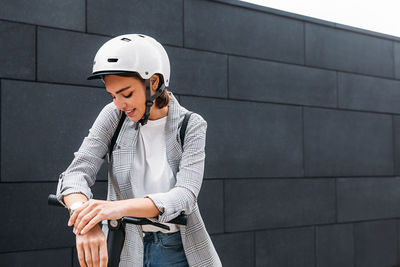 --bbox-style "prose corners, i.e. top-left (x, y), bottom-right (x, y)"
top-left (47, 194), bottom-right (187, 226)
